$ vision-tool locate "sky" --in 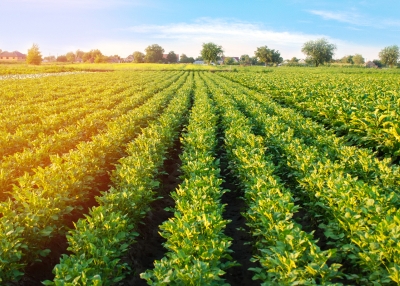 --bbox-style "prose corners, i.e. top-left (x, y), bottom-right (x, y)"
top-left (1, 0), bottom-right (399, 61)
